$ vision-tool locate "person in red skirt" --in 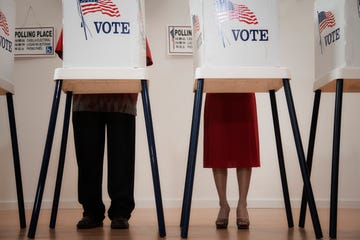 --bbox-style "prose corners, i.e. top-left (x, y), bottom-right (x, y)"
top-left (204, 92), bottom-right (260, 229)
